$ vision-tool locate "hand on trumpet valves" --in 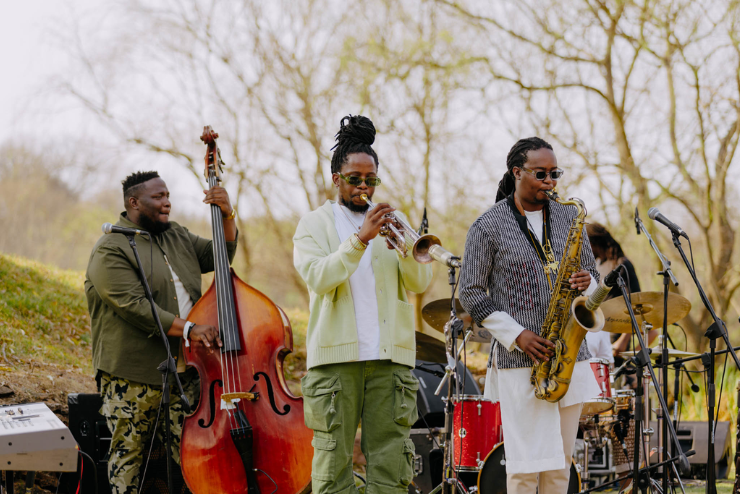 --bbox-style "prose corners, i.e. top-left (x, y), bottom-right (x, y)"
top-left (358, 201), bottom-right (396, 246)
